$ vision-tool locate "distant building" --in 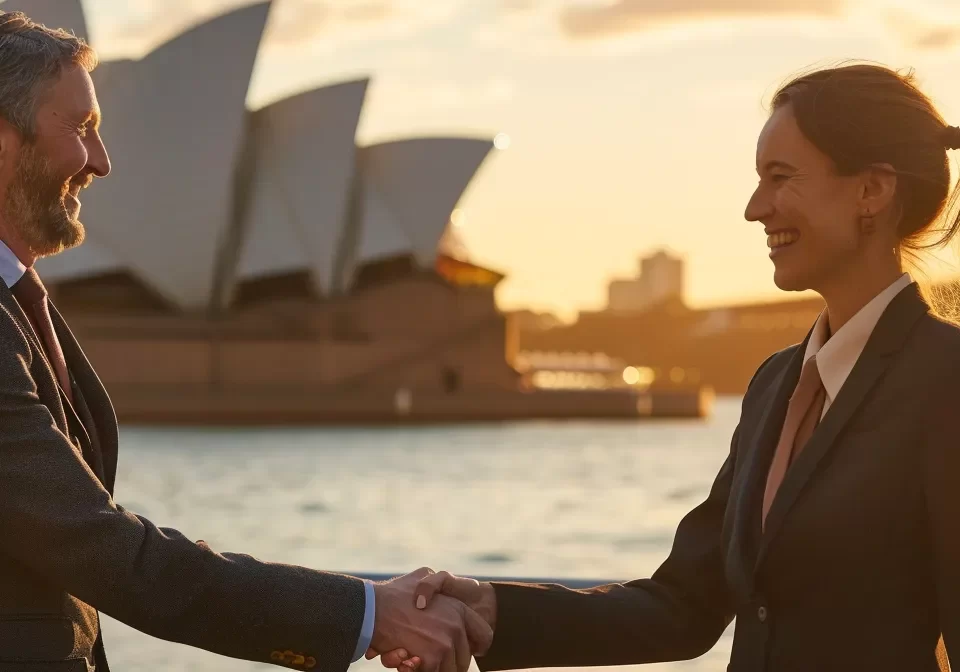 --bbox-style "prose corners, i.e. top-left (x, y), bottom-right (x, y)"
top-left (521, 293), bottom-right (825, 395)
top-left (607, 249), bottom-right (685, 313)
